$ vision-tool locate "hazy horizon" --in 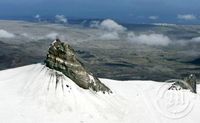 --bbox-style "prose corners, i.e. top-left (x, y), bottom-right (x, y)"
top-left (0, 0), bottom-right (200, 24)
